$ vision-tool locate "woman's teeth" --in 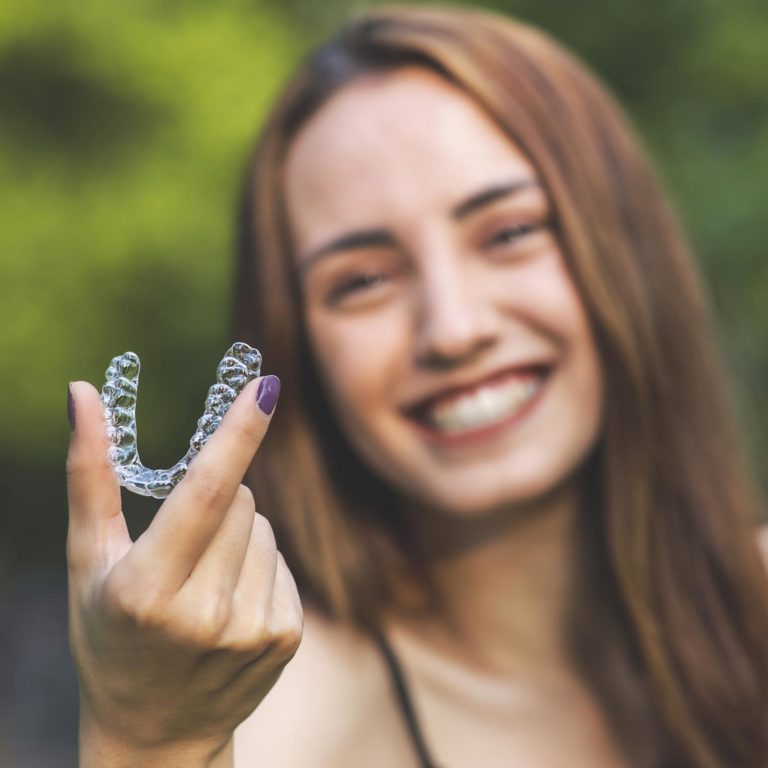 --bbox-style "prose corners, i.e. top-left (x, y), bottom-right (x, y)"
top-left (425, 376), bottom-right (544, 434)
